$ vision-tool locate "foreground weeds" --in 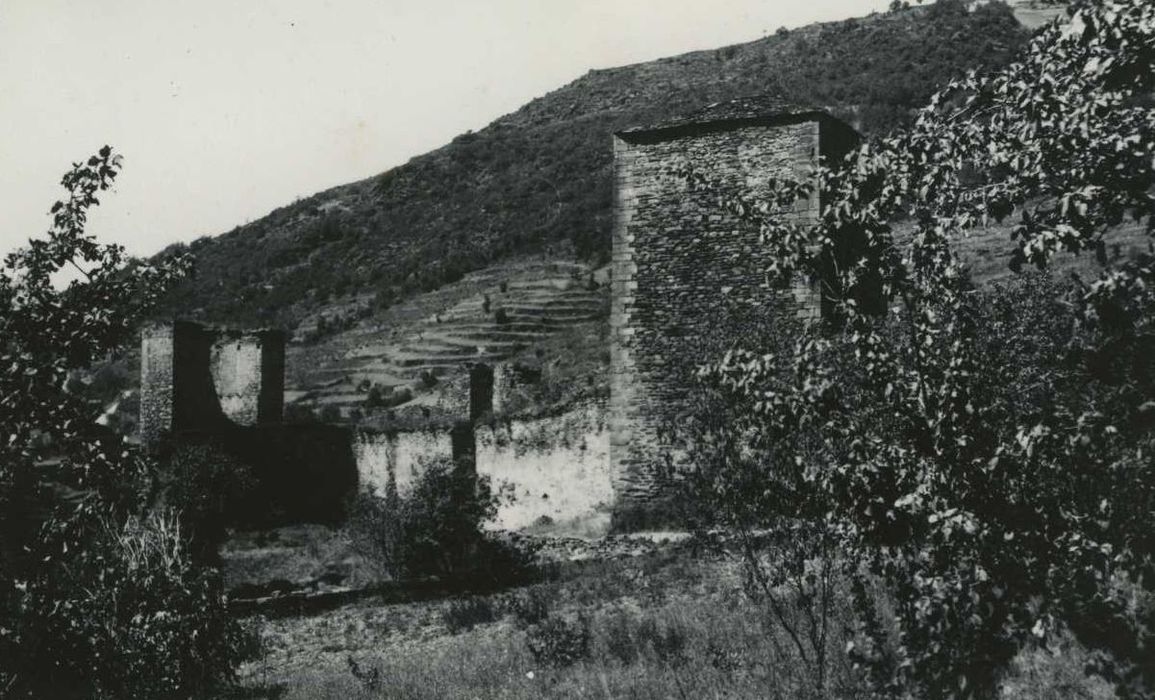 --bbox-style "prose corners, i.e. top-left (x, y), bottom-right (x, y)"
top-left (235, 545), bottom-right (799, 698)
top-left (231, 540), bottom-right (1112, 699)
